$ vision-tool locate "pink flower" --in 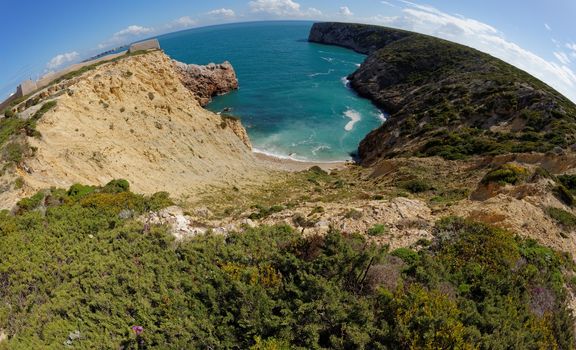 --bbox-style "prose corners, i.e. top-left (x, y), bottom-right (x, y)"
top-left (131, 325), bottom-right (144, 335)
